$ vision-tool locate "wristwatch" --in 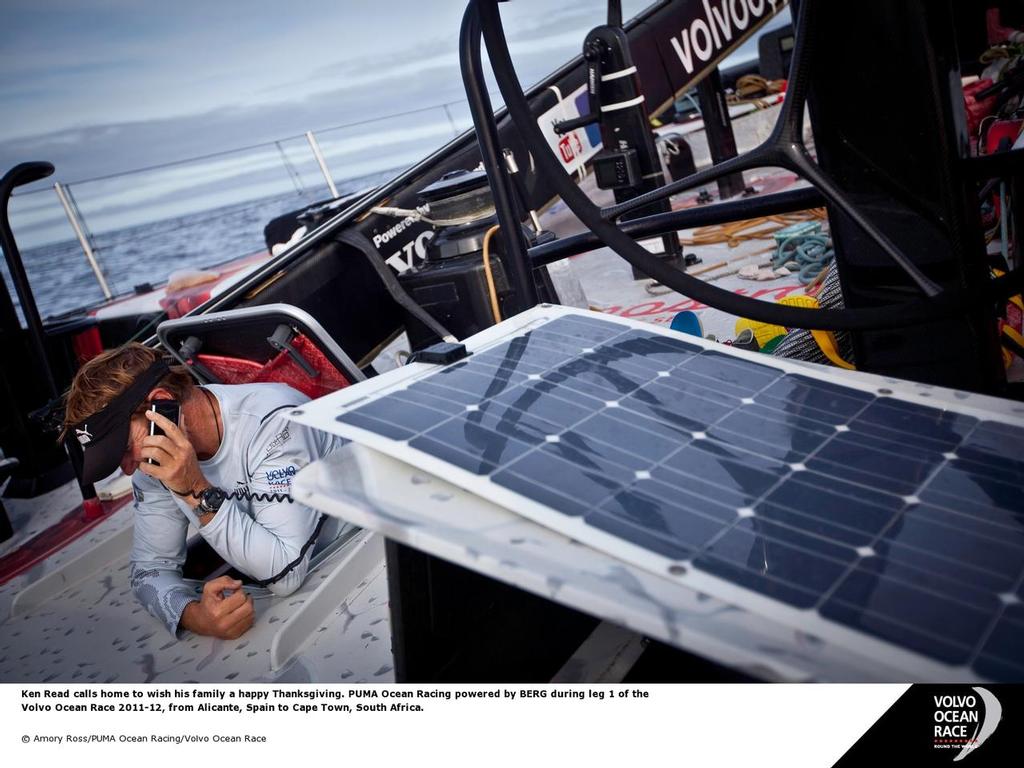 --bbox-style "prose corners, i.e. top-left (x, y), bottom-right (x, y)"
top-left (196, 486), bottom-right (228, 517)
